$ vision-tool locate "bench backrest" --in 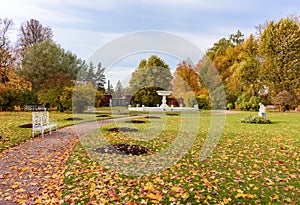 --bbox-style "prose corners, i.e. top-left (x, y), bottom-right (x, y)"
top-left (32, 111), bottom-right (50, 127)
